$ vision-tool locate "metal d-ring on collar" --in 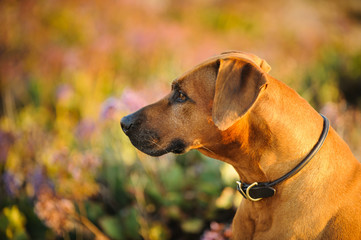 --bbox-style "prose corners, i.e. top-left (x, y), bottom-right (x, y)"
top-left (236, 114), bottom-right (330, 202)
